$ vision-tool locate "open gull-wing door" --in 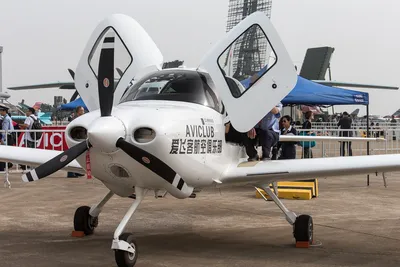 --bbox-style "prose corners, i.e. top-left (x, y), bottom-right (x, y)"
top-left (75, 14), bottom-right (163, 111)
top-left (198, 11), bottom-right (297, 133)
